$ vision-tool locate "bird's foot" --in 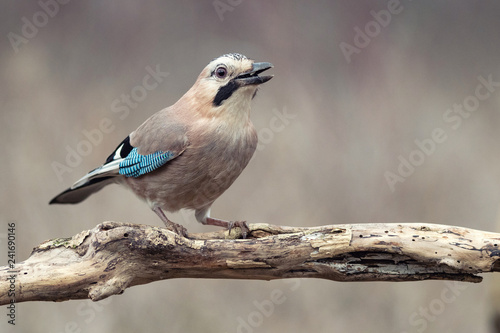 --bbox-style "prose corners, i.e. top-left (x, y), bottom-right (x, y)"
top-left (205, 217), bottom-right (250, 238)
top-left (228, 221), bottom-right (250, 239)
top-left (166, 222), bottom-right (189, 238)
top-left (153, 206), bottom-right (189, 238)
